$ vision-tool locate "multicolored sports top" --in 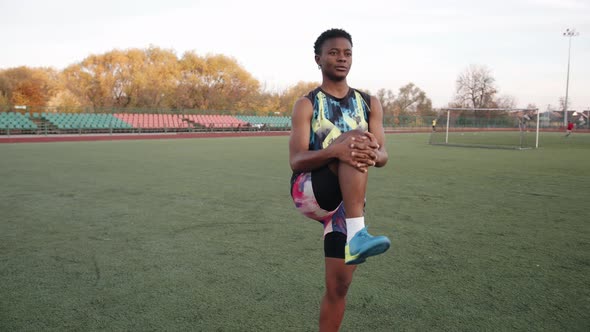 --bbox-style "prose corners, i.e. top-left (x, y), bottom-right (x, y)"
top-left (307, 87), bottom-right (371, 151)
top-left (290, 87), bottom-right (371, 236)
